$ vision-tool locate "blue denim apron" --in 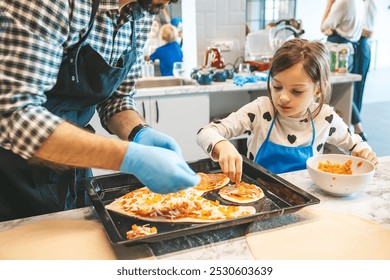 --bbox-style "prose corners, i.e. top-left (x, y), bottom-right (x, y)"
top-left (254, 112), bottom-right (316, 174)
top-left (0, 0), bottom-right (139, 221)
